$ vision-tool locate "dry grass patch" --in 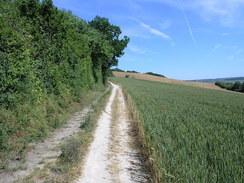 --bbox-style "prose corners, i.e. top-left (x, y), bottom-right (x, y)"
top-left (113, 71), bottom-right (223, 90)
